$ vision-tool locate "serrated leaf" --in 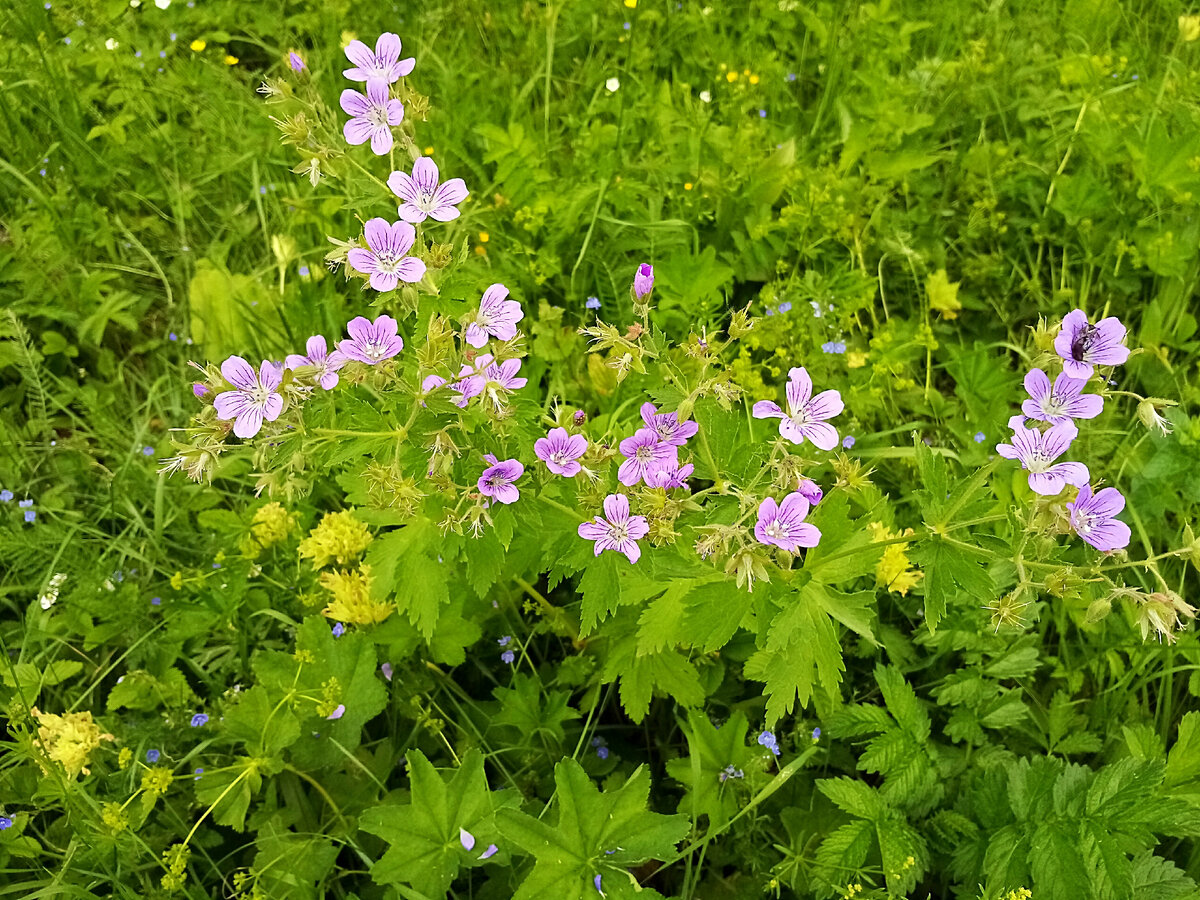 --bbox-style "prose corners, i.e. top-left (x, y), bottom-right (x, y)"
top-left (816, 777), bottom-right (888, 820)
